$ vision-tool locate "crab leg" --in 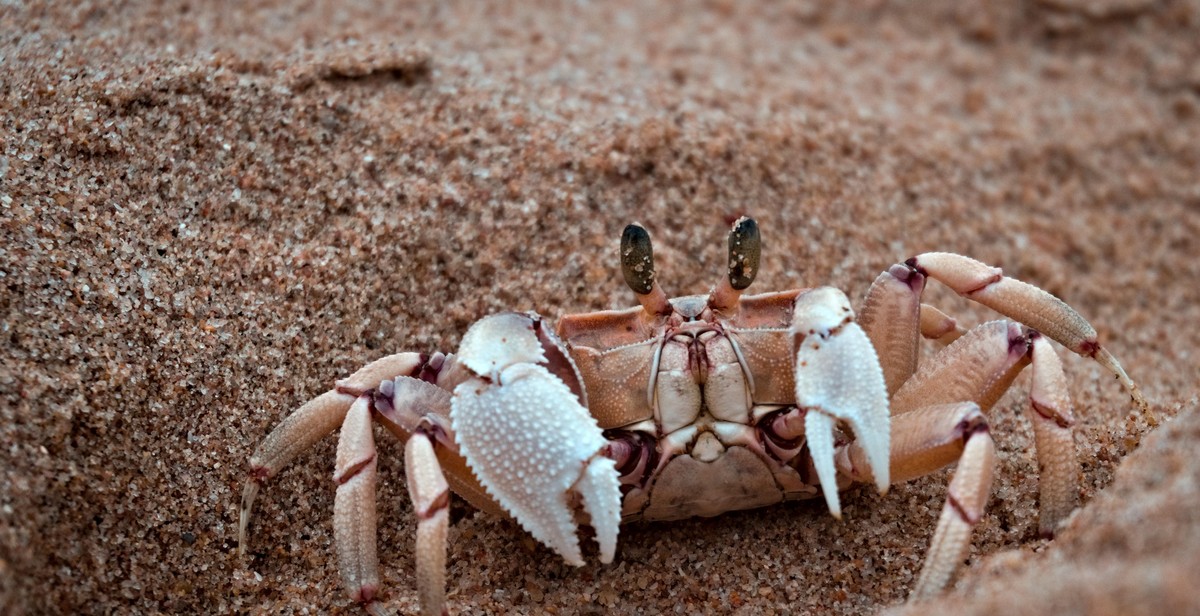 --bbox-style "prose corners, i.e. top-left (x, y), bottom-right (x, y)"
top-left (404, 430), bottom-right (450, 616)
top-left (890, 321), bottom-right (1029, 416)
top-left (842, 402), bottom-right (995, 599)
top-left (919, 303), bottom-right (965, 346)
top-left (858, 264), bottom-right (926, 396)
top-left (790, 287), bottom-right (891, 518)
top-left (239, 352), bottom-right (425, 555)
top-left (906, 252), bottom-right (1145, 409)
top-left (890, 321), bottom-right (1080, 534)
top-left (1026, 334), bottom-right (1079, 535)
top-left (333, 395), bottom-right (382, 612)
top-left (896, 404), bottom-right (996, 600)
top-left (888, 316), bottom-right (1080, 515)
